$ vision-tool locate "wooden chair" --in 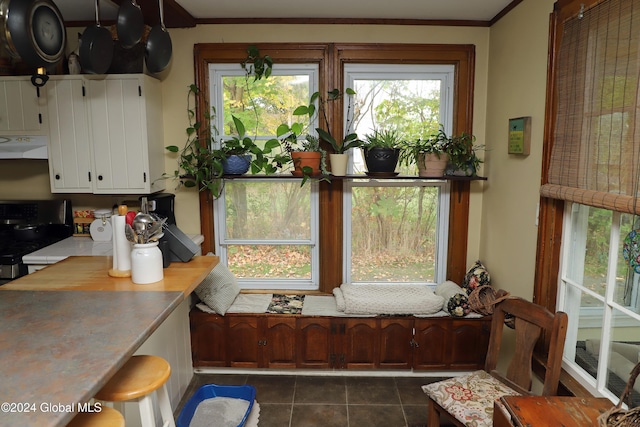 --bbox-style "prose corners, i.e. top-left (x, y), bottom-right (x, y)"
top-left (422, 297), bottom-right (568, 427)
